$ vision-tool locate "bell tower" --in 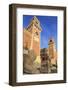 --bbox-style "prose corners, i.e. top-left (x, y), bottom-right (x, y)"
top-left (48, 38), bottom-right (57, 65)
top-left (23, 16), bottom-right (42, 74)
top-left (48, 38), bottom-right (56, 59)
top-left (27, 16), bottom-right (42, 56)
